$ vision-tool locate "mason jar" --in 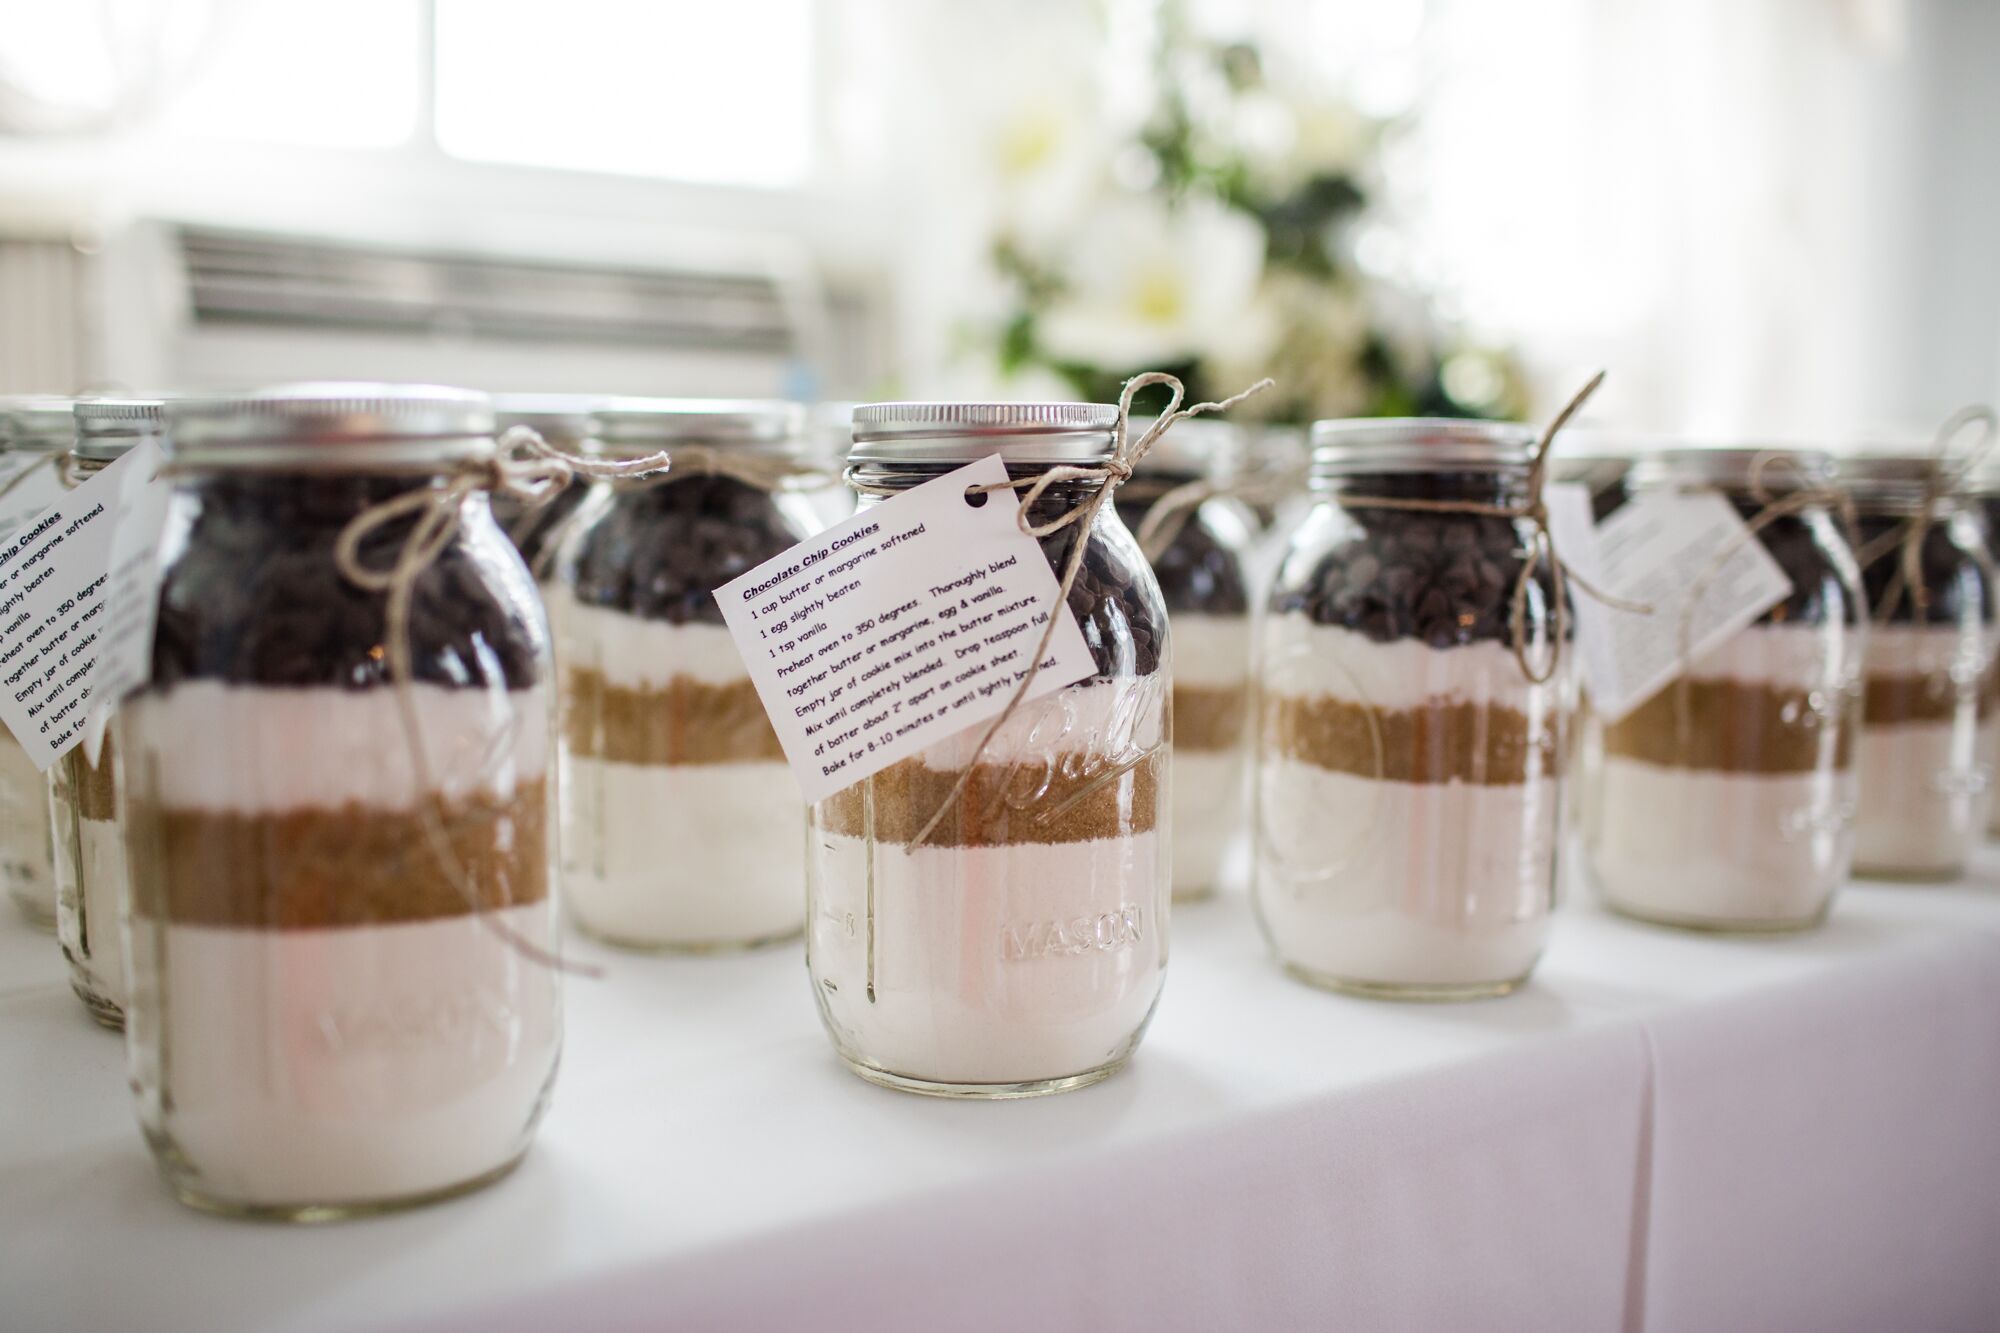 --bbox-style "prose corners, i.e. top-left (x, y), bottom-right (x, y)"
top-left (1843, 453), bottom-right (1996, 878)
top-left (1583, 448), bottom-right (1864, 929)
top-left (0, 396), bottom-right (72, 928)
top-left (1549, 444), bottom-right (1637, 845)
top-left (125, 384), bottom-right (561, 1220)
top-left (808, 402), bottom-right (1171, 1096)
top-left (551, 399), bottom-right (816, 951)
top-left (489, 393), bottom-right (601, 578)
top-left (1113, 418), bottom-right (1255, 901)
top-left (50, 399), bottom-right (163, 1028)
top-left (1256, 419), bottom-right (1567, 1000)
